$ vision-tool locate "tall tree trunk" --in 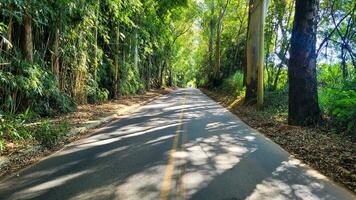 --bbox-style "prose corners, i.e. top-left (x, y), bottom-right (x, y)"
top-left (209, 0), bottom-right (215, 71)
top-left (21, 13), bottom-right (33, 62)
top-left (160, 60), bottom-right (166, 87)
top-left (51, 28), bottom-right (60, 80)
top-left (245, 0), bottom-right (268, 107)
top-left (147, 55), bottom-right (152, 89)
top-left (288, 0), bottom-right (321, 126)
top-left (168, 62), bottom-right (172, 87)
top-left (213, 0), bottom-right (230, 82)
top-left (214, 17), bottom-right (222, 80)
top-left (74, 31), bottom-right (87, 104)
top-left (6, 14), bottom-right (13, 52)
top-left (134, 30), bottom-right (139, 69)
top-left (93, 0), bottom-right (100, 81)
top-left (113, 28), bottom-right (120, 98)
